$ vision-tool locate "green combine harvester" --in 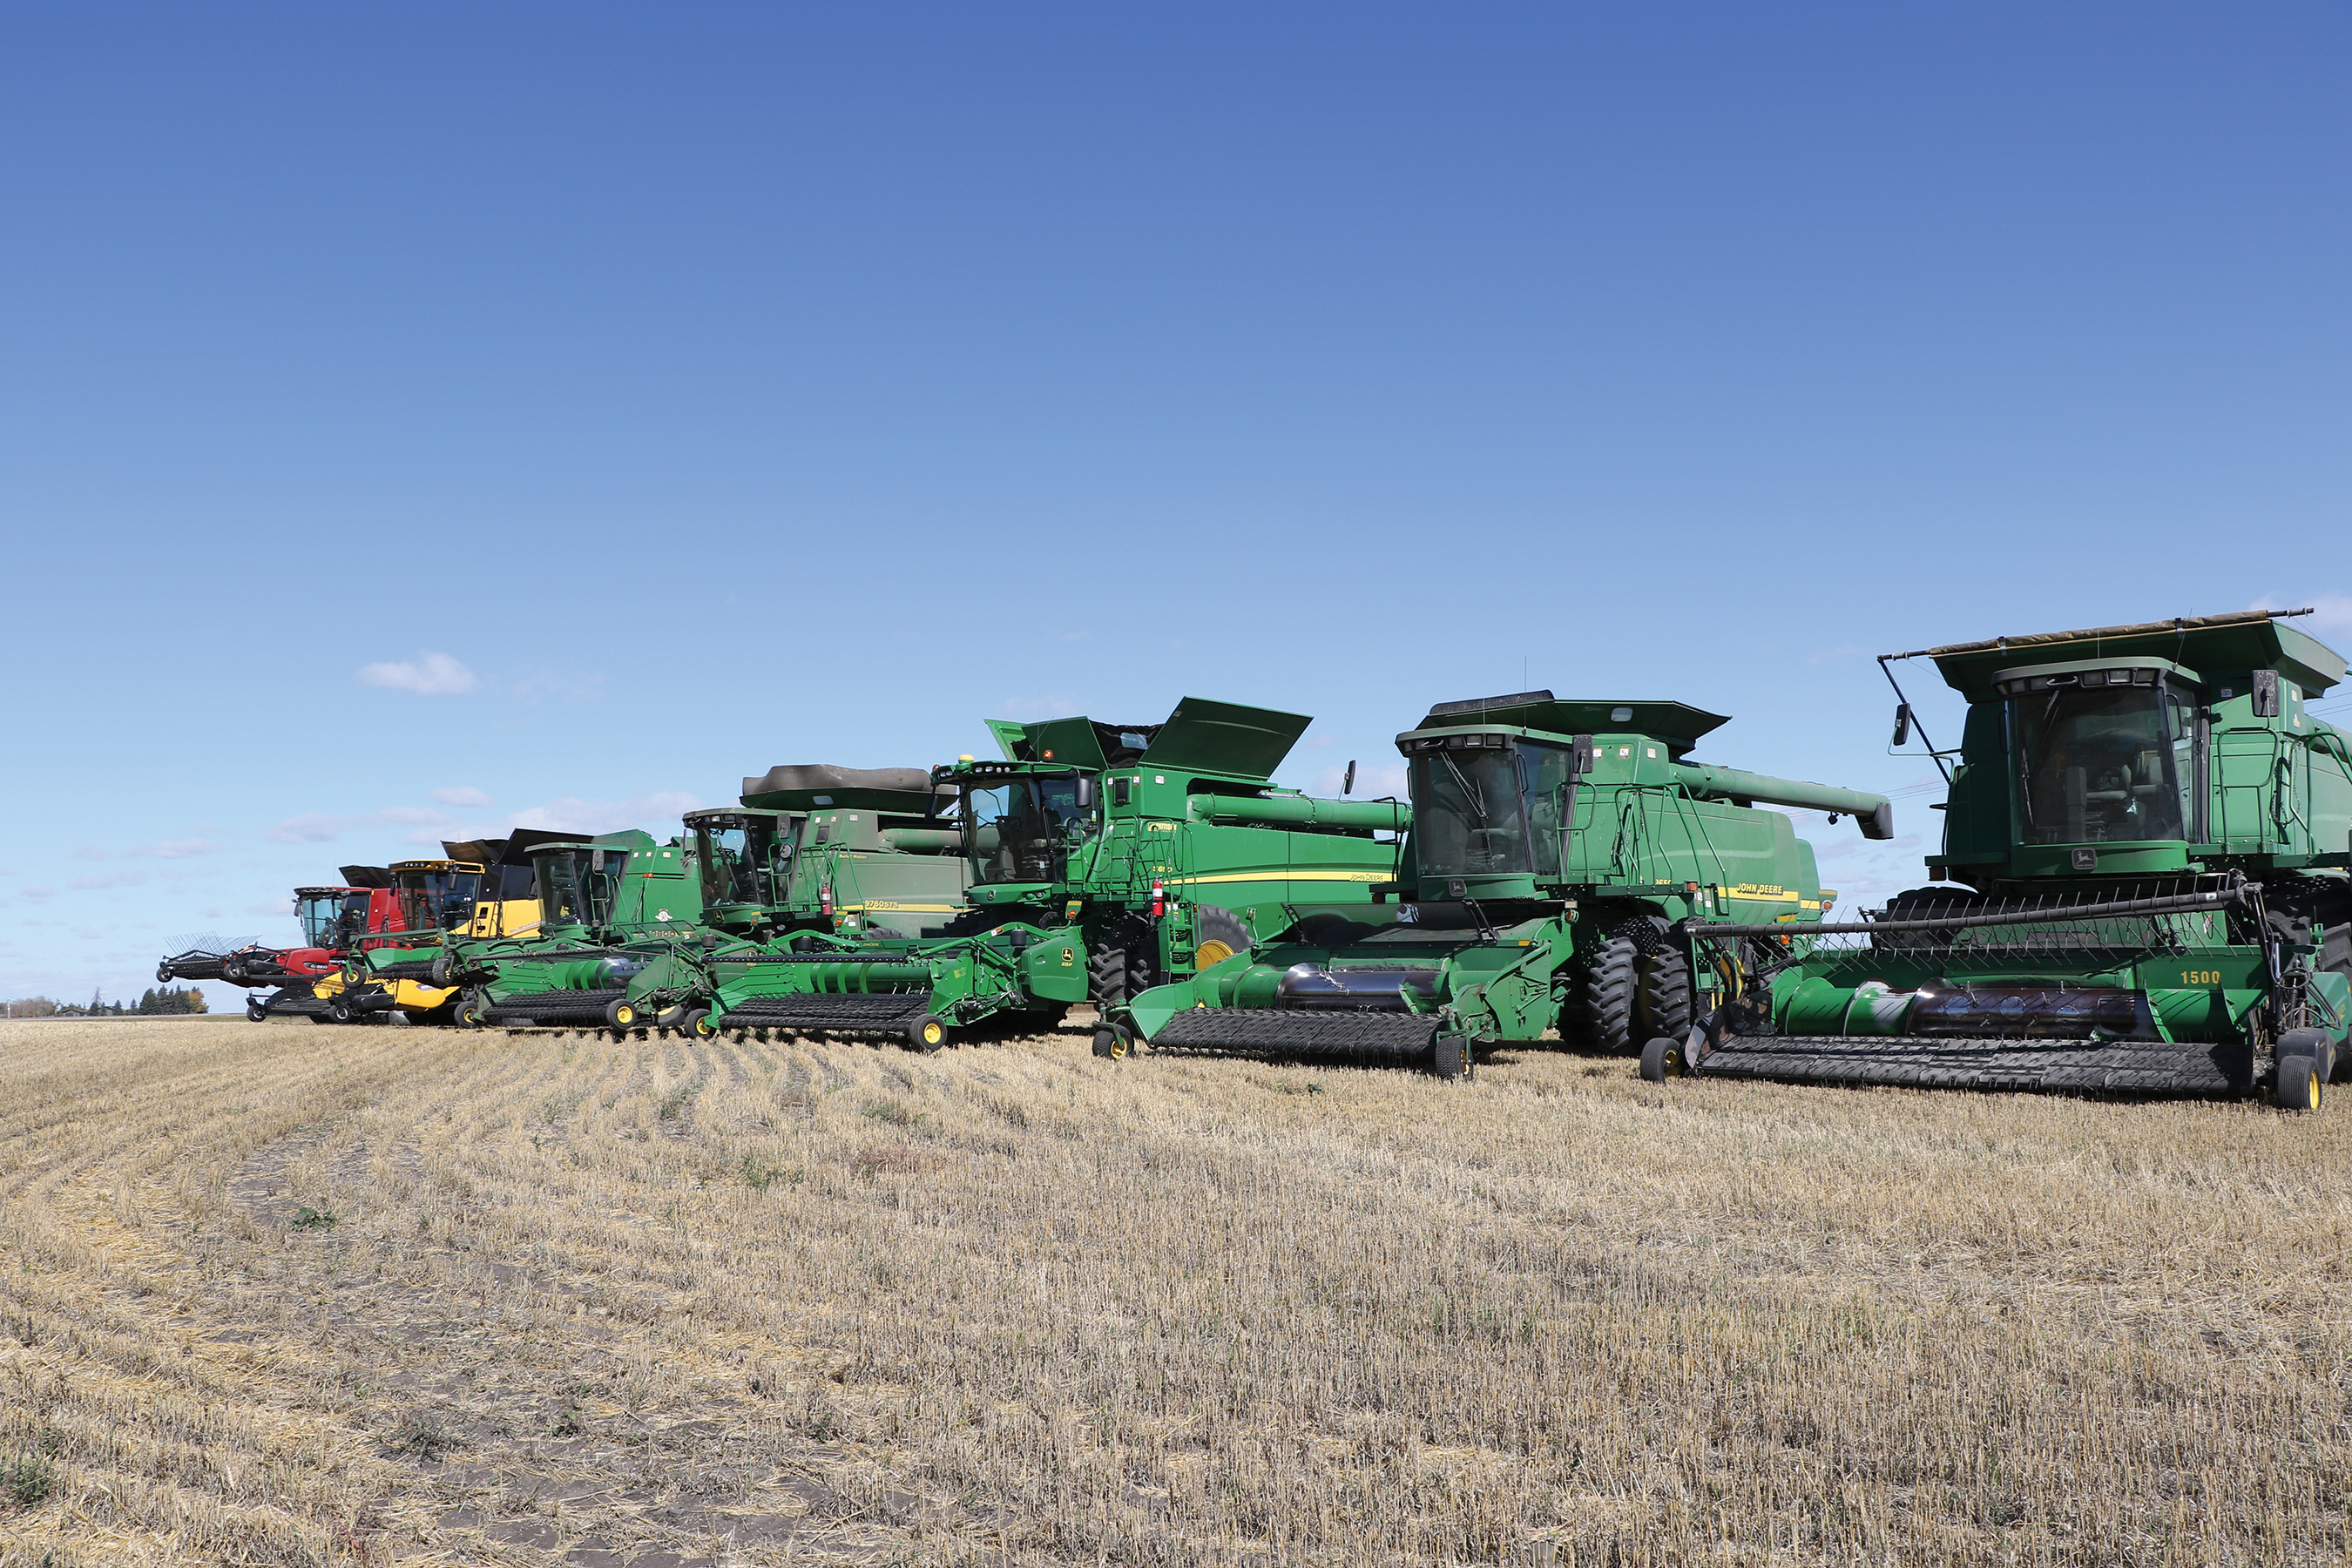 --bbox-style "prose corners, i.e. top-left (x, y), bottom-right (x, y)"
top-left (606, 765), bottom-right (973, 1033)
top-left (1659, 610), bottom-right (2352, 1110)
top-left (438, 831), bottom-right (703, 1029)
top-left (1105, 692), bottom-right (1891, 1076)
top-left (676, 699), bottom-right (1409, 1046)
